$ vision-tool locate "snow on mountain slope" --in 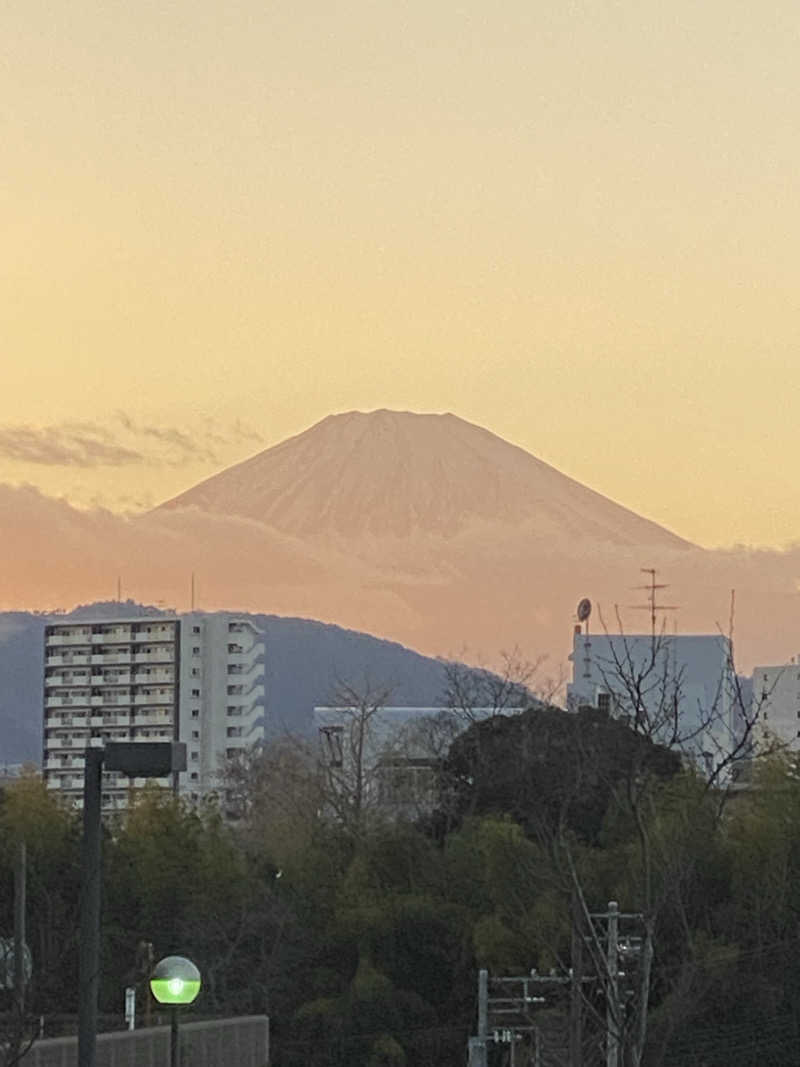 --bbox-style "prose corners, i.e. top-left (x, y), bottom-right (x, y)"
top-left (157, 410), bottom-right (693, 550)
